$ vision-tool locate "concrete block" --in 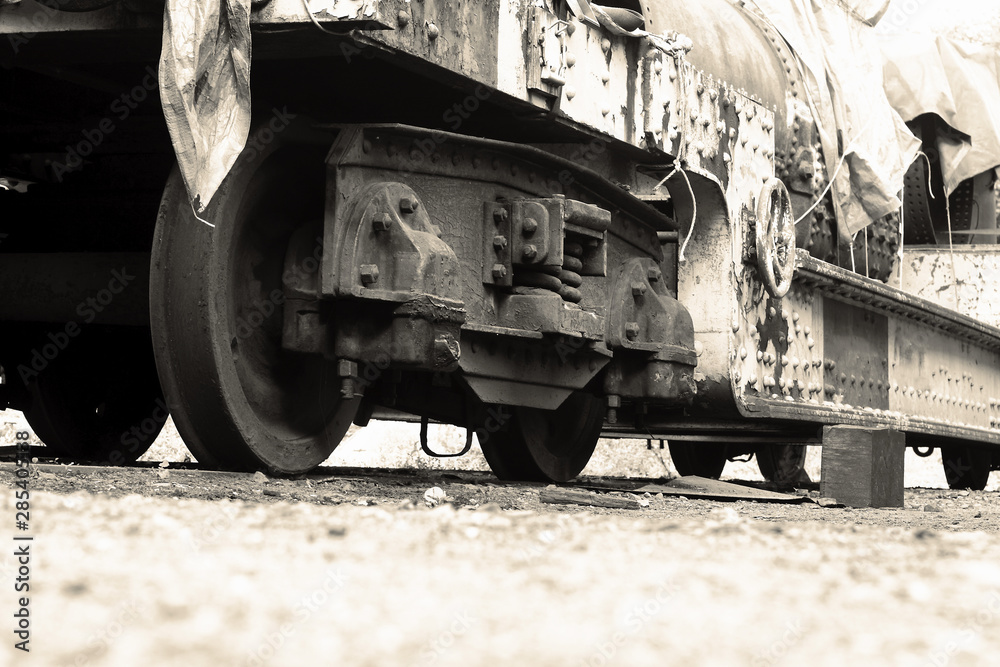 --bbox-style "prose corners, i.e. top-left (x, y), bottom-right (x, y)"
top-left (820, 425), bottom-right (905, 508)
